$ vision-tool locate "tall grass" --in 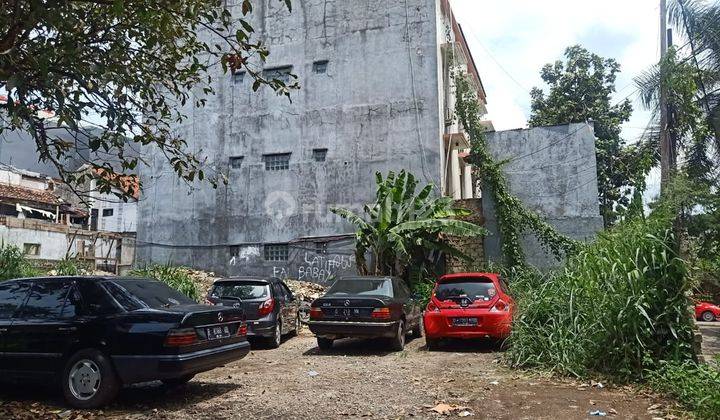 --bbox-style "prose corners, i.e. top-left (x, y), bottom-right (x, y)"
top-left (650, 361), bottom-right (720, 419)
top-left (506, 204), bottom-right (695, 380)
top-left (130, 264), bottom-right (200, 301)
top-left (0, 244), bottom-right (41, 281)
